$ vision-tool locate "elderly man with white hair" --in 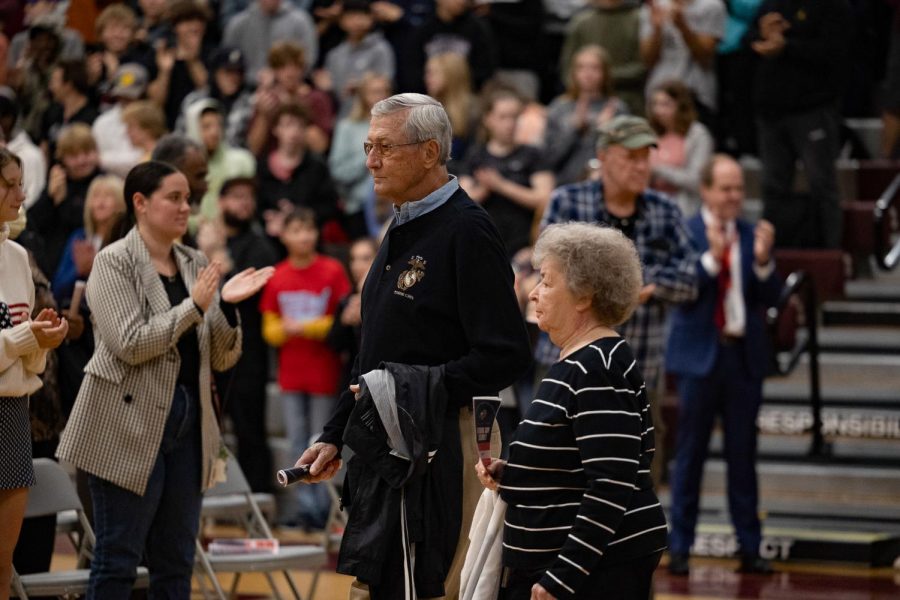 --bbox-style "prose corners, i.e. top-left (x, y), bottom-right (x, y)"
top-left (296, 93), bottom-right (532, 599)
